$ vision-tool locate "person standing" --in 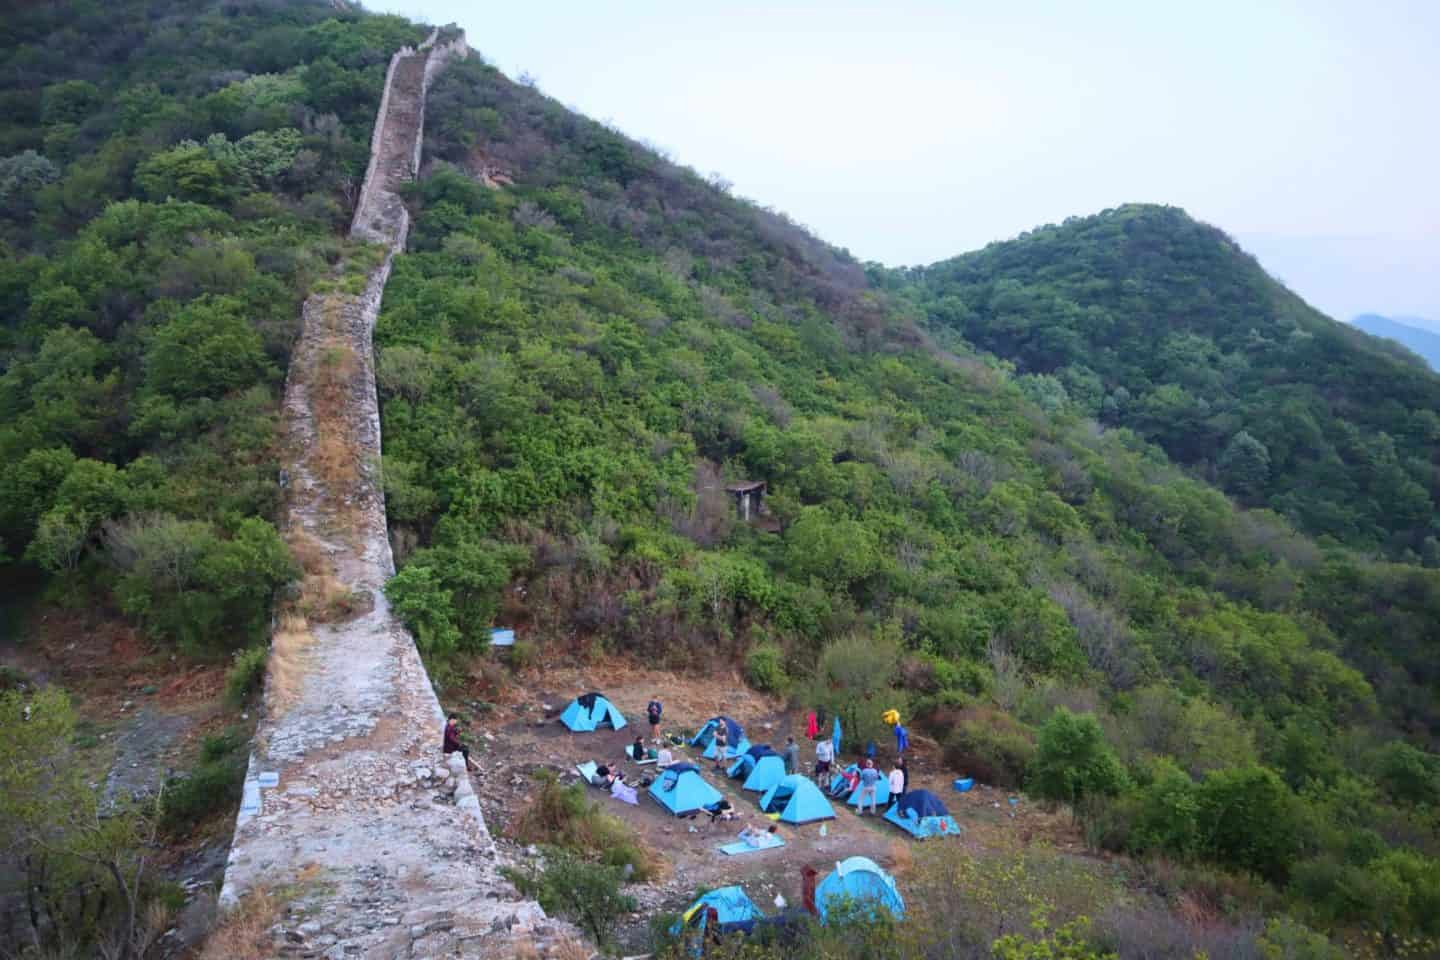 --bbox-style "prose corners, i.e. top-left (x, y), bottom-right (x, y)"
top-left (814, 736), bottom-right (834, 778)
top-left (898, 755), bottom-right (910, 797)
top-left (888, 764), bottom-right (905, 804)
top-left (894, 722), bottom-right (909, 755)
top-left (856, 759), bottom-right (880, 815)
top-left (805, 710), bottom-right (819, 740)
top-left (647, 696), bottom-right (663, 743)
top-left (783, 736), bottom-right (800, 775)
top-left (713, 721), bottom-right (729, 771)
